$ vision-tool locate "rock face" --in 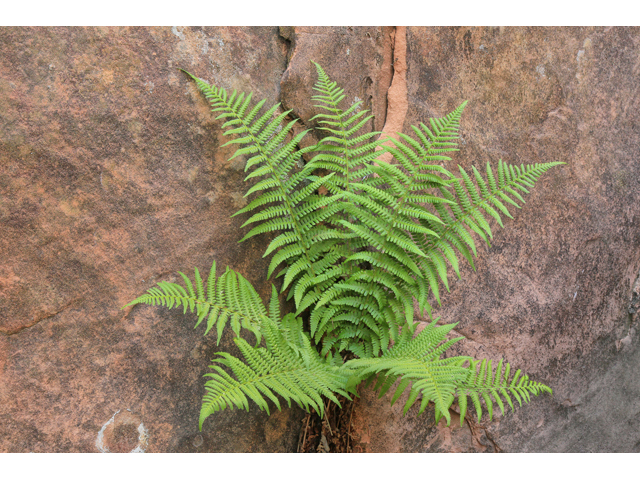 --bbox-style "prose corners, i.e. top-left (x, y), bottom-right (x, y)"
top-left (0, 26), bottom-right (303, 453)
top-left (279, 27), bottom-right (394, 138)
top-left (349, 26), bottom-right (640, 453)
top-left (1, 26), bottom-right (639, 452)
